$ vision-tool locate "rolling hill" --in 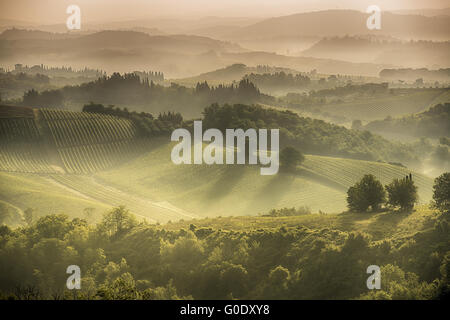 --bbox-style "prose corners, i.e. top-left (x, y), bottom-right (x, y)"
top-left (226, 10), bottom-right (450, 41)
top-left (0, 105), bottom-right (436, 225)
top-left (0, 29), bottom-right (389, 77)
top-left (305, 88), bottom-right (450, 122)
top-left (301, 36), bottom-right (450, 68)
